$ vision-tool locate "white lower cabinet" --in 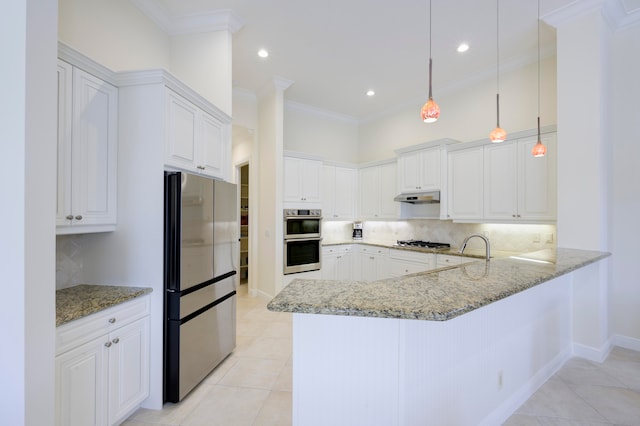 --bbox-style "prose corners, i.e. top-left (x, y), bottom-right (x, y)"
top-left (322, 245), bottom-right (353, 280)
top-left (355, 246), bottom-right (390, 282)
top-left (435, 254), bottom-right (463, 268)
top-left (389, 249), bottom-right (435, 277)
top-left (56, 296), bottom-right (150, 426)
